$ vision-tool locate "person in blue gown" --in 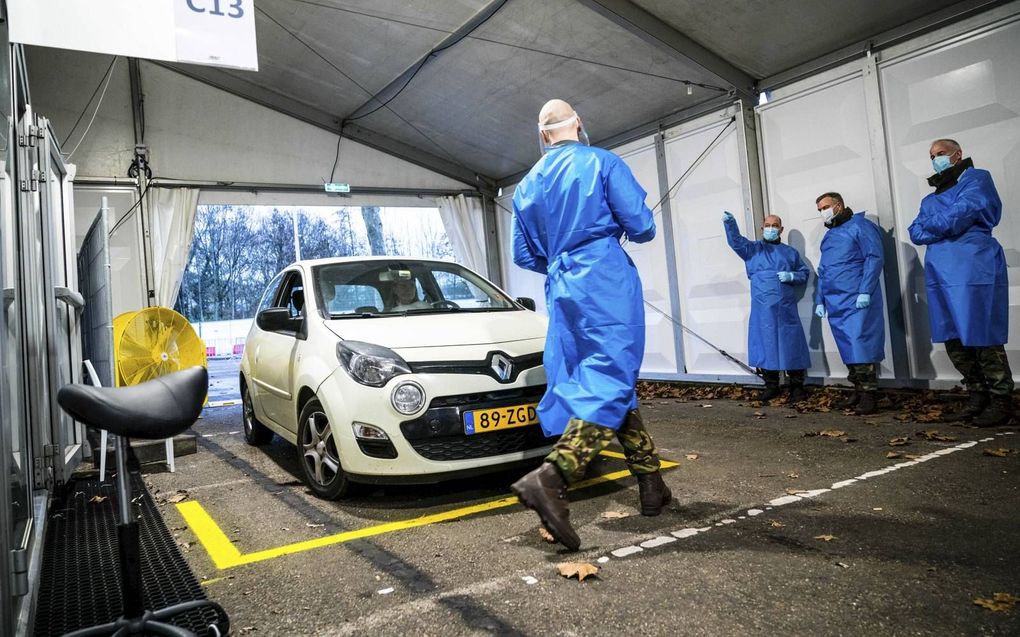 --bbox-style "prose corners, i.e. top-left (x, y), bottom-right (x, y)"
top-left (723, 212), bottom-right (811, 402)
top-left (908, 138), bottom-right (1013, 427)
top-left (813, 192), bottom-right (886, 415)
top-left (509, 99), bottom-right (670, 551)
